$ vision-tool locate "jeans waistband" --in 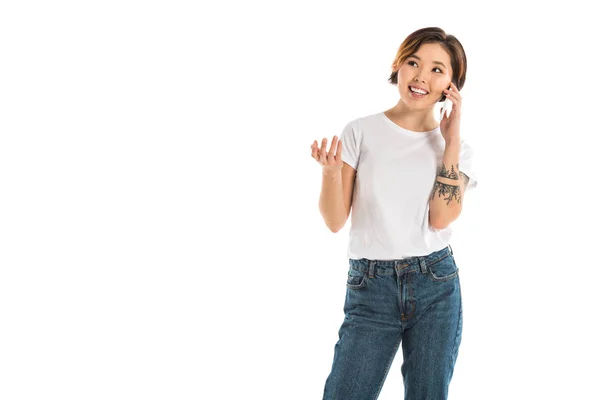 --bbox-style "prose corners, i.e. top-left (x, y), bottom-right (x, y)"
top-left (349, 245), bottom-right (454, 278)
